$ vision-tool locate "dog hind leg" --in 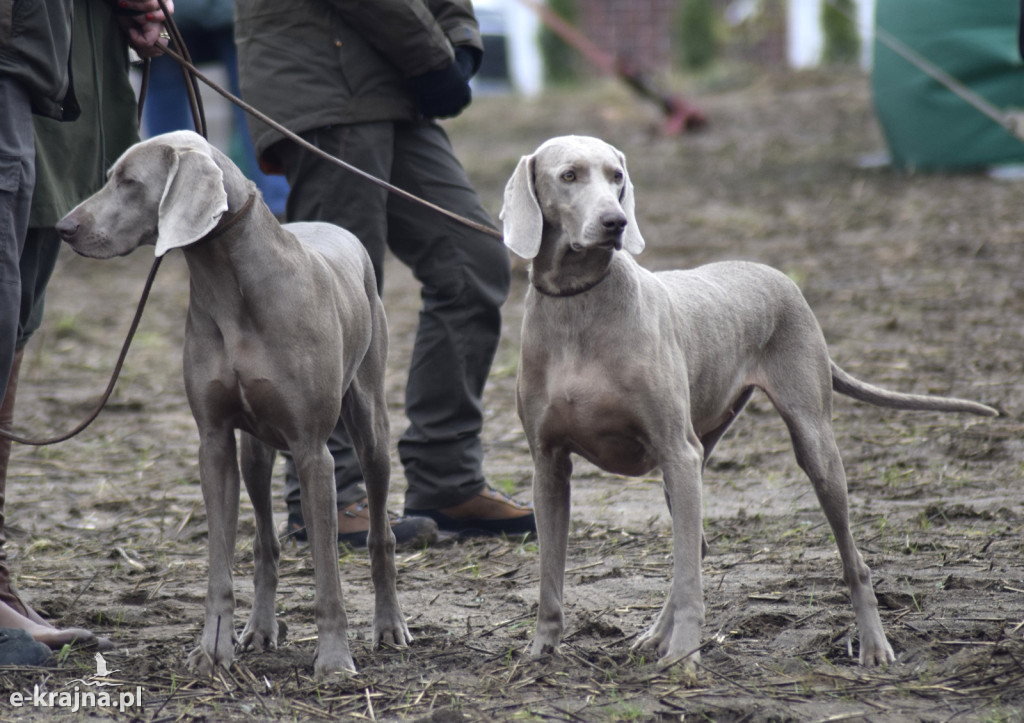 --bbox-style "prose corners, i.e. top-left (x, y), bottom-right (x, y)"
top-left (770, 376), bottom-right (895, 666)
top-left (341, 363), bottom-right (410, 648)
